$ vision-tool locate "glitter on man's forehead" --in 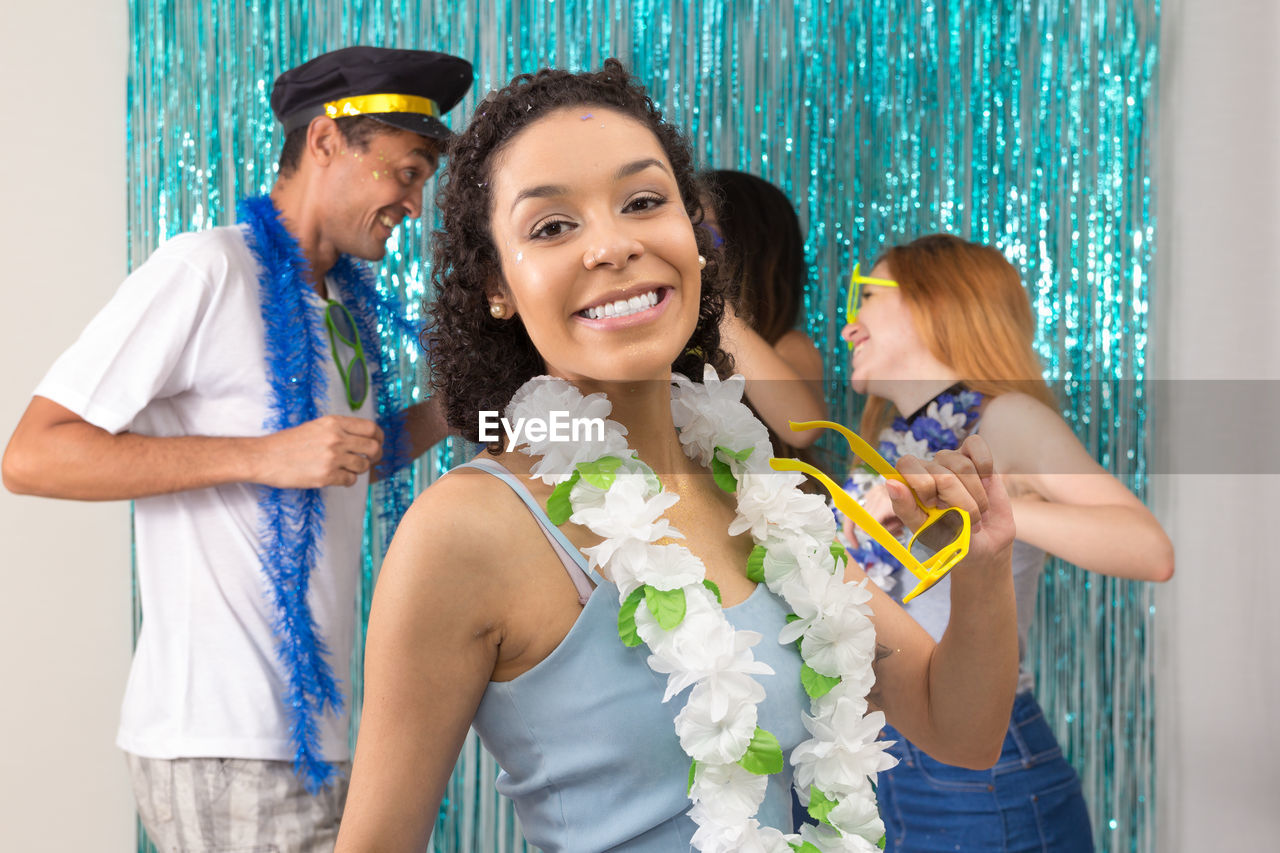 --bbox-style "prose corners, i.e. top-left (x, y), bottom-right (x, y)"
top-left (581, 113), bottom-right (593, 120)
